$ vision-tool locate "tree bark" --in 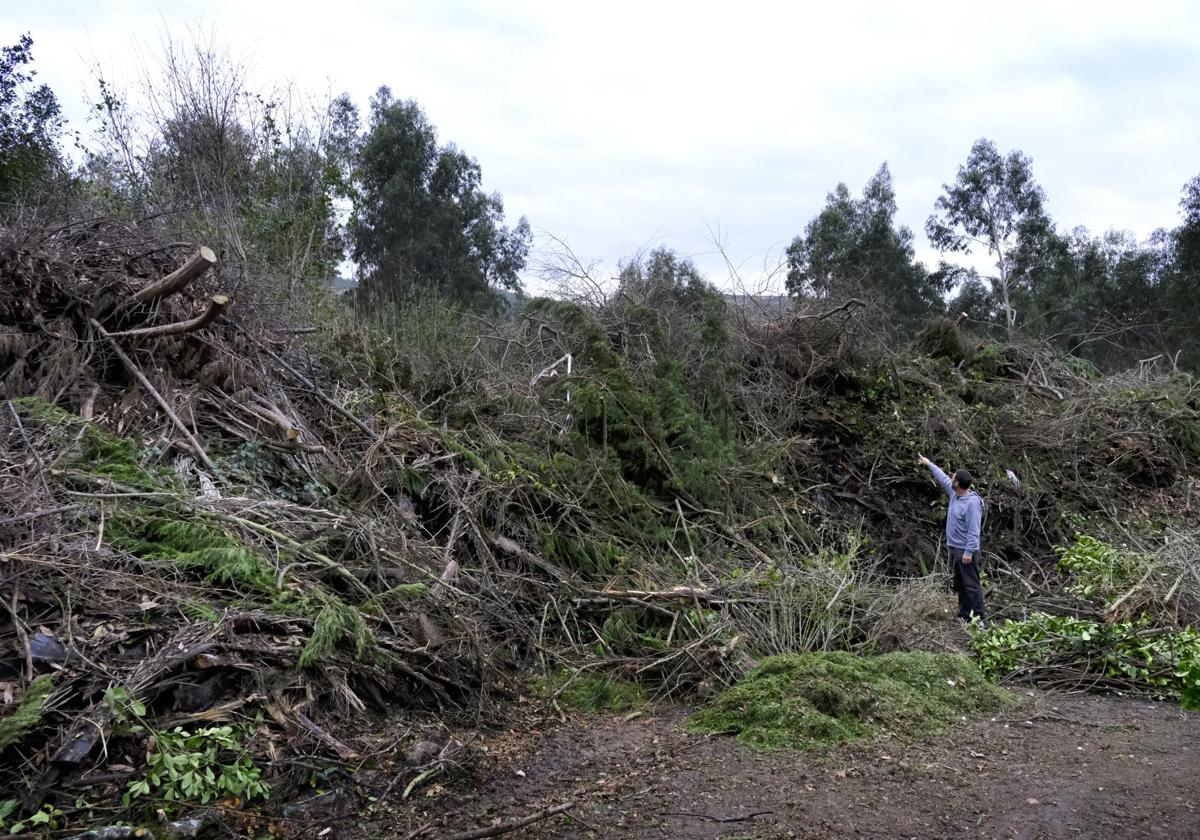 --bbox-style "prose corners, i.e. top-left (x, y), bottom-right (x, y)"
top-left (107, 295), bottom-right (230, 339)
top-left (132, 246), bottom-right (217, 303)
